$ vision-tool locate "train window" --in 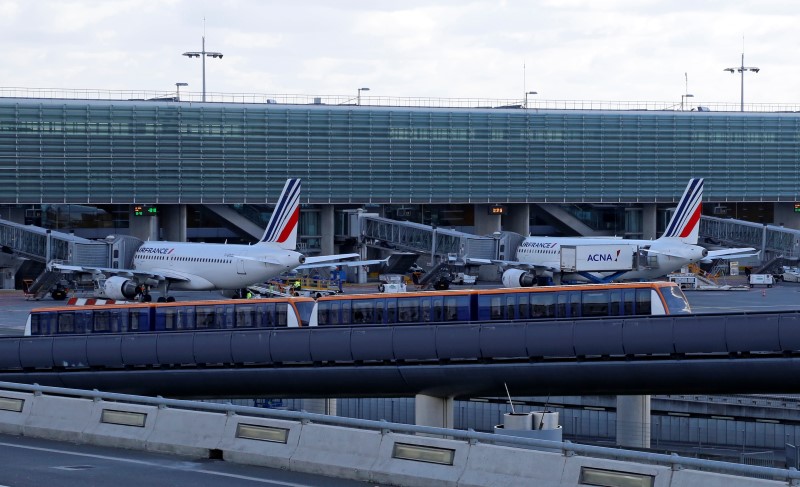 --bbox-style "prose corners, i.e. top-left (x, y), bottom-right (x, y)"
top-left (196, 306), bottom-right (217, 329)
top-left (352, 300), bottom-right (373, 324)
top-left (130, 310), bottom-right (145, 331)
top-left (340, 301), bottom-right (351, 325)
top-left (517, 293), bottom-right (529, 319)
top-left (506, 295), bottom-right (516, 320)
top-left (530, 293), bottom-right (556, 318)
top-left (386, 299), bottom-right (397, 323)
top-left (421, 298), bottom-right (431, 322)
top-left (444, 297), bottom-right (459, 321)
top-left (329, 302), bottom-right (341, 325)
top-left (569, 292), bottom-right (581, 317)
top-left (398, 298), bottom-right (419, 322)
top-left (276, 303), bottom-right (288, 326)
top-left (219, 305), bottom-right (234, 328)
top-left (93, 311), bottom-right (111, 332)
top-left (556, 293), bottom-right (568, 317)
top-left (263, 303), bottom-right (276, 326)
top-left (477, 295), bottom-right (492, 321)
top-left (294, 301), bottom-right (315, 326)
top-left (660, 285), bottom-right (692, 314)
top-left (317, 302), bottom-right (330, 325)
top-left (609, 290), bottom-right (621, 315)
top-left (433, 297), bottom-right (443, 322)
top-left (490, 296), bottom-right (503, 320)
top-left (235, 306), bottom-right (256, 328)
top-left (623, 290), bottom-right (635, 315)
top-left (636, 289), bottom-right (652, 315)
top-left (30, 314), bottom-right (43, 335)
top-left (162, 309), bottom-right (176, 330)
top-left (581, 291), bottom-right (609, 317)
top-left (374, 300), bottom-right (384, 324)
top-left (57, 313), bottom-right (75, 334)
